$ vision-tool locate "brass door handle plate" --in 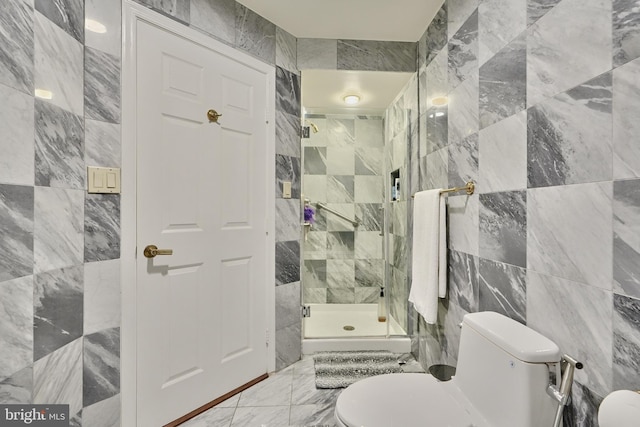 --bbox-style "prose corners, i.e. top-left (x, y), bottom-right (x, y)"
top-left (143, 245), bottom-right (173, 258)
top-left (207, 109), bottom-right (222, 123)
